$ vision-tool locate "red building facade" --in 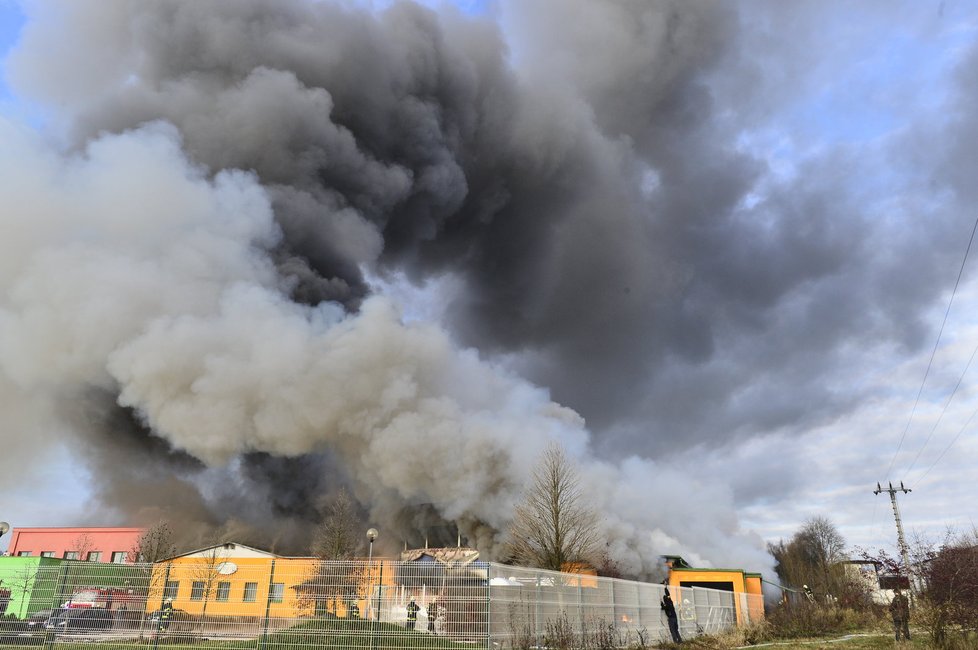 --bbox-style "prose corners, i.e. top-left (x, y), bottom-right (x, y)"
top-left (7, 527), bottom-right (145, 563)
